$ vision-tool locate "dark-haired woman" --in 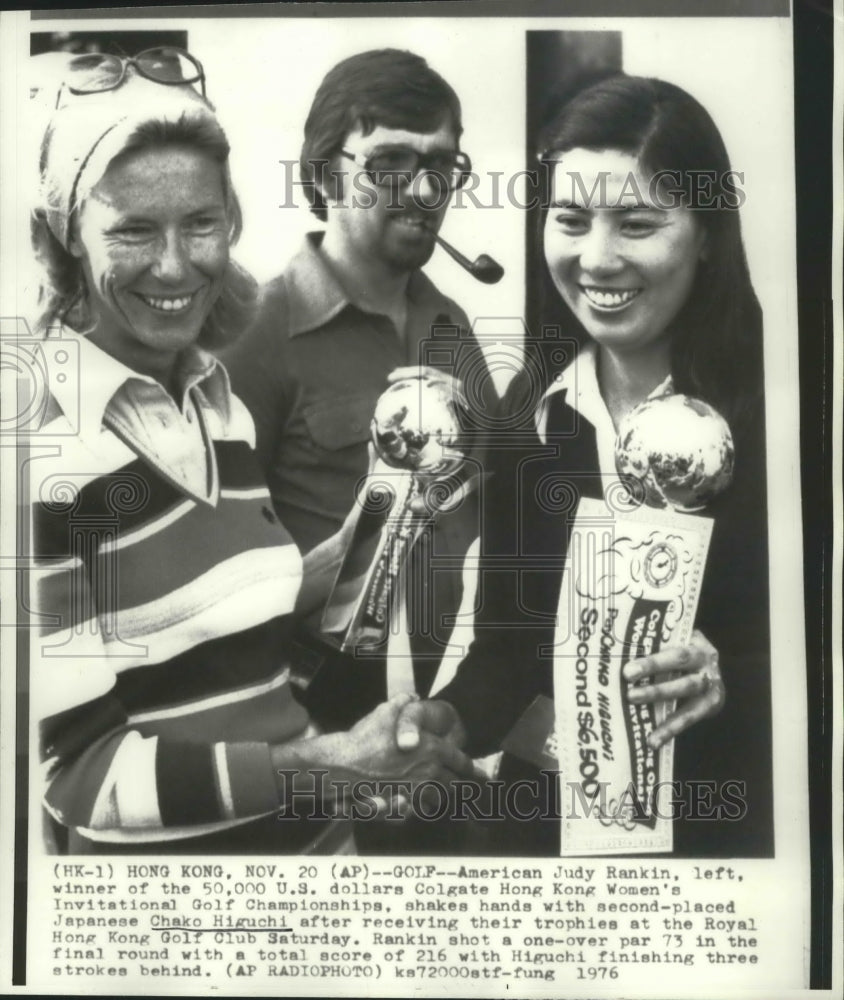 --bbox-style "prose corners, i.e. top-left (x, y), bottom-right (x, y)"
top-left (422, 75), bottom-right (772, 857)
